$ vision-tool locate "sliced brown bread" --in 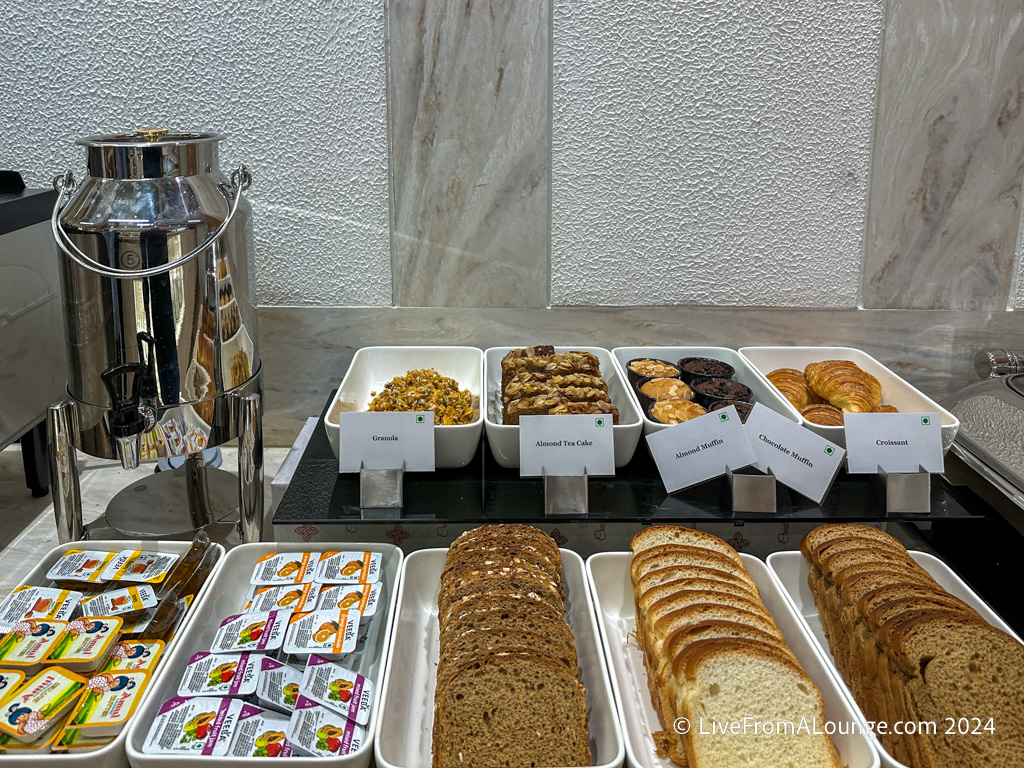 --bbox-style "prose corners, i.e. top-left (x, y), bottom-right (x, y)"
top-left (800, 522), bottom-right (904, 563)
top-left (631, 544), bottom-right (750, 587)
top-left (437, 564), bottom-right (564, 618)
top-left (634, 563), bottom-right (759, 598)
top-left (439, 606), bottom-right (578, 650)
top-left (448, 524), bottom-right (560, 560)
top-left (440, 536), bottom-right (562, 582)
top-left (441, 627), bottom-right (578, 671)
top-left (432, 651), bottom-right (590, 768)
top-left (438, 591), bottom-right (566, 633)
top-left (439, 553), bottom-right (564, 597)
top-left (631, 526), bottom-right (745, 568)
